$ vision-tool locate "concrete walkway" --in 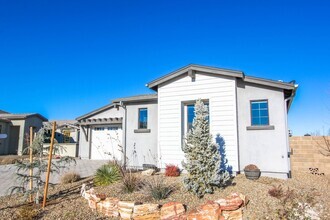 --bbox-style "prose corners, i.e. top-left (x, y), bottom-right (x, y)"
top-left (0, 159), bottom-right (108, 197)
